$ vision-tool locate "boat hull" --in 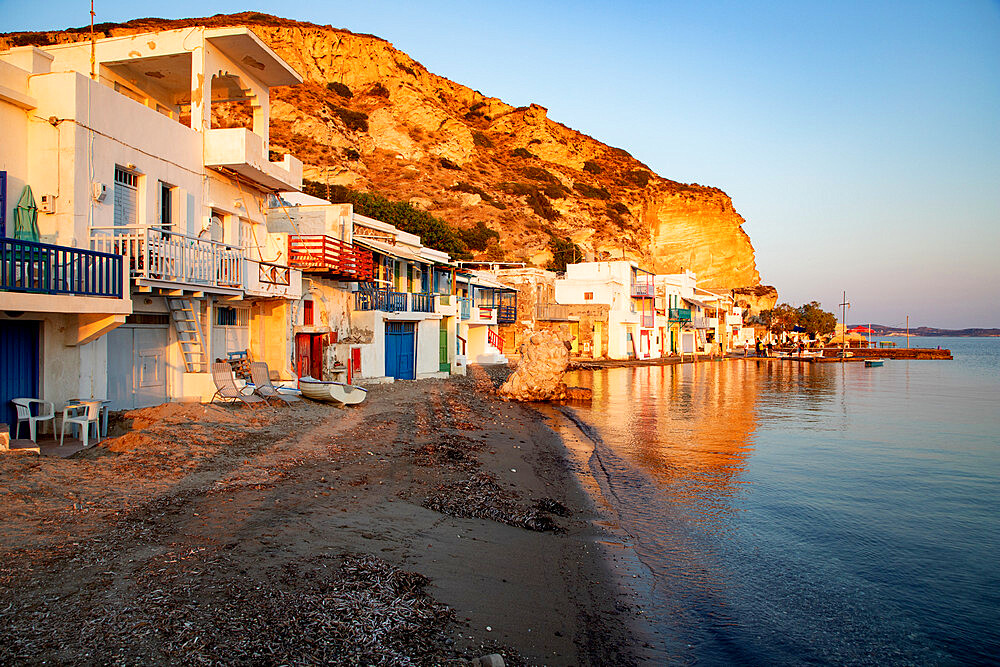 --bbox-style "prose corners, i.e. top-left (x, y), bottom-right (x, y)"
top-left (865, 360), bottom-right (885, 367)
top-left (298, 377), bottom-right (368, 404)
